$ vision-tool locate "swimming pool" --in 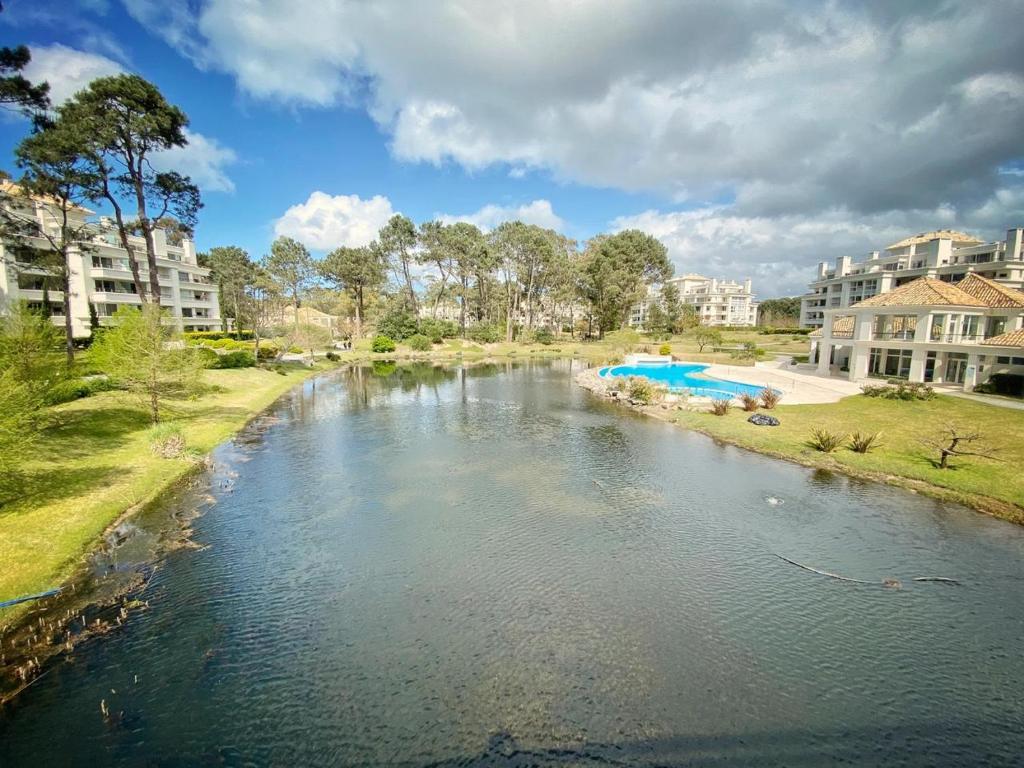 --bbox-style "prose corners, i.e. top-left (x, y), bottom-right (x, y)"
top-left (600, 362), bottom-right (772, 400)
